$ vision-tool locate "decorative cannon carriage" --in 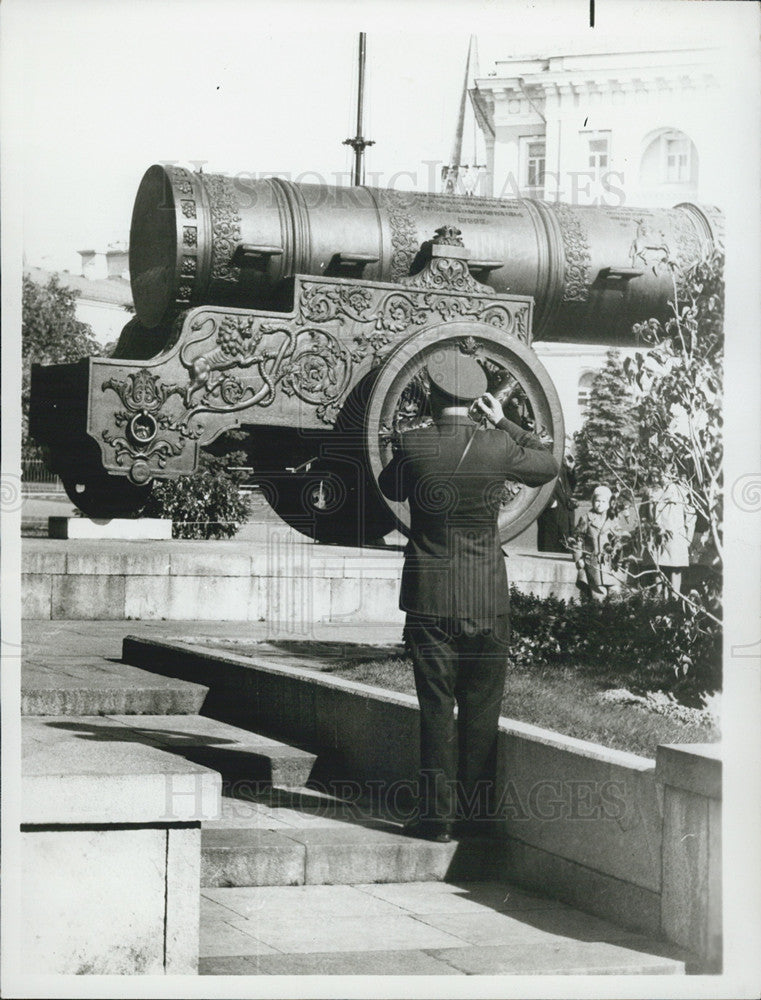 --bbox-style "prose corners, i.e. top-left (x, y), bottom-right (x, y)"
top-left (30, 165), bottom-right (722, 545)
